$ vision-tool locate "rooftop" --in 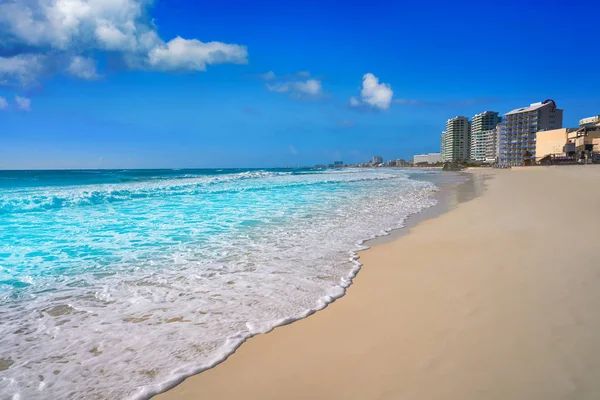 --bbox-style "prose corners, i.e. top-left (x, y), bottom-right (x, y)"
top-left (505, 102), bottom-right (551, 116)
